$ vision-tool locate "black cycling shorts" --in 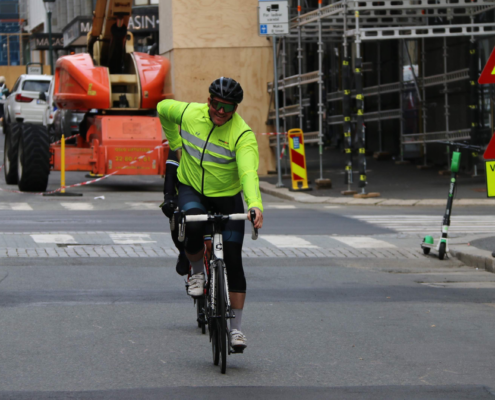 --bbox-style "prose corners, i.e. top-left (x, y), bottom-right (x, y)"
top-left (178, 183), bottom-right (246, 293)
